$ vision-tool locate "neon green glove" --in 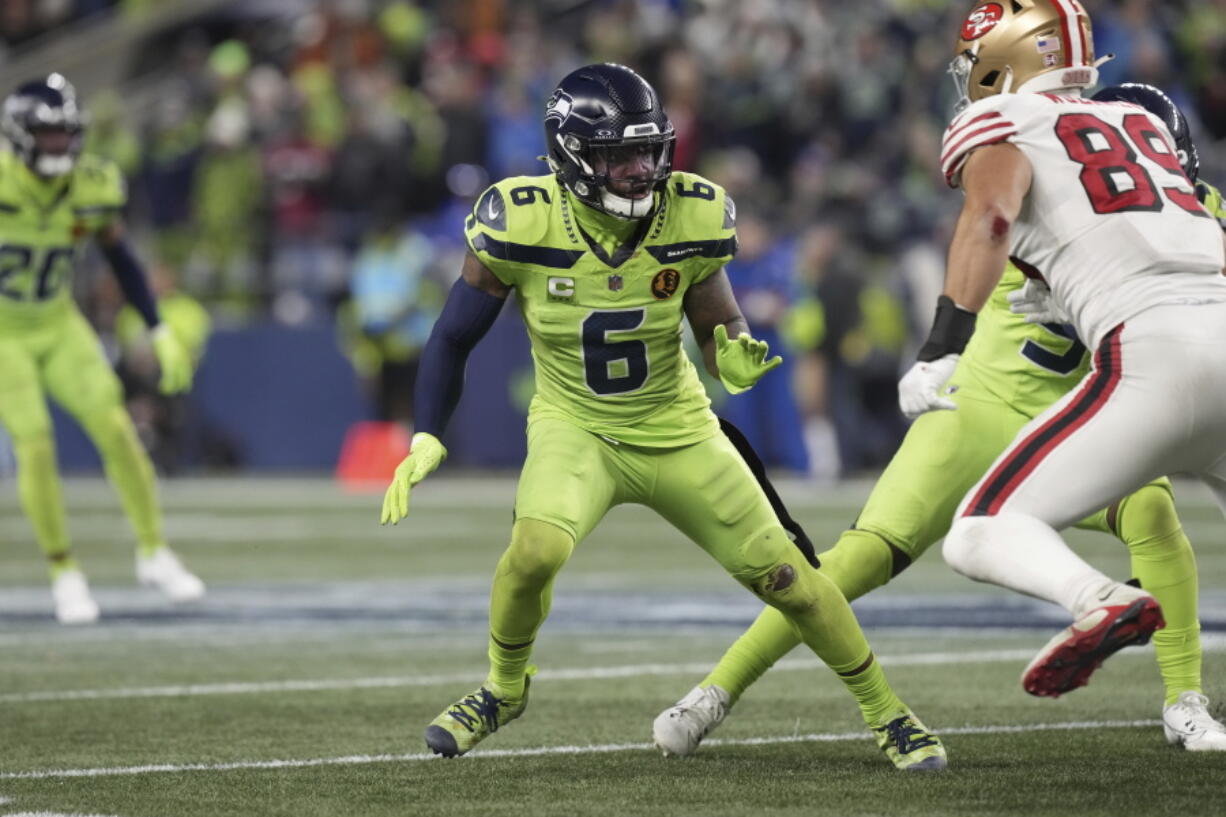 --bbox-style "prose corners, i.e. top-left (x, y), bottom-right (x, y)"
top-left (151, 324), bottom-right (194, 395)
top-left (713, 323), bottom-right (783, 395)
top-left (380, 432), bottom-right (447, 525)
